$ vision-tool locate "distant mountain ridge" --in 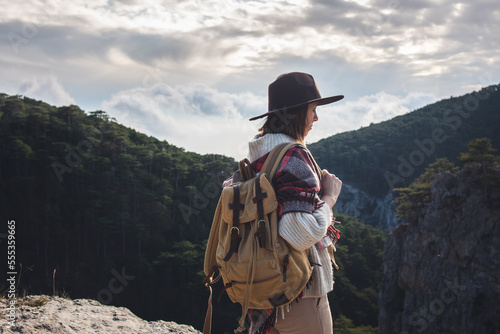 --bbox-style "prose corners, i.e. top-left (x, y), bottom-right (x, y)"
top-left (309, 84), bottom-right (500, 228)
